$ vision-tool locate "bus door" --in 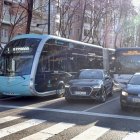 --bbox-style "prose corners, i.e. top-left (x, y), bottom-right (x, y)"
top-left (35, 39), bottom-right (69, 93)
